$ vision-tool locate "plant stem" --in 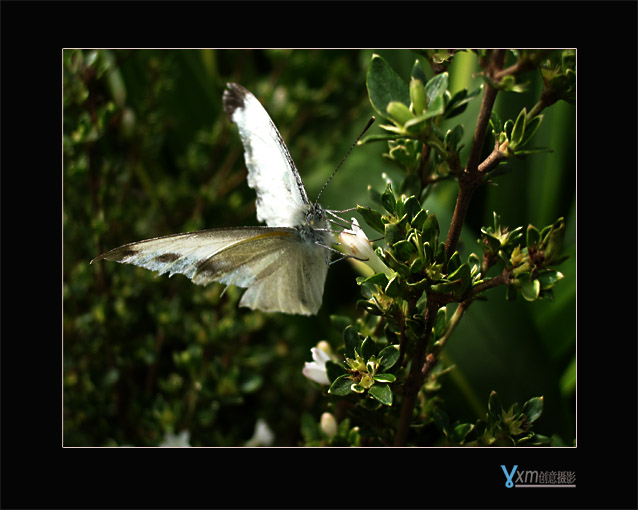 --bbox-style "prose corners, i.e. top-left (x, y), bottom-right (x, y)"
top-left (394, 298), bottom-right (438, 446)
